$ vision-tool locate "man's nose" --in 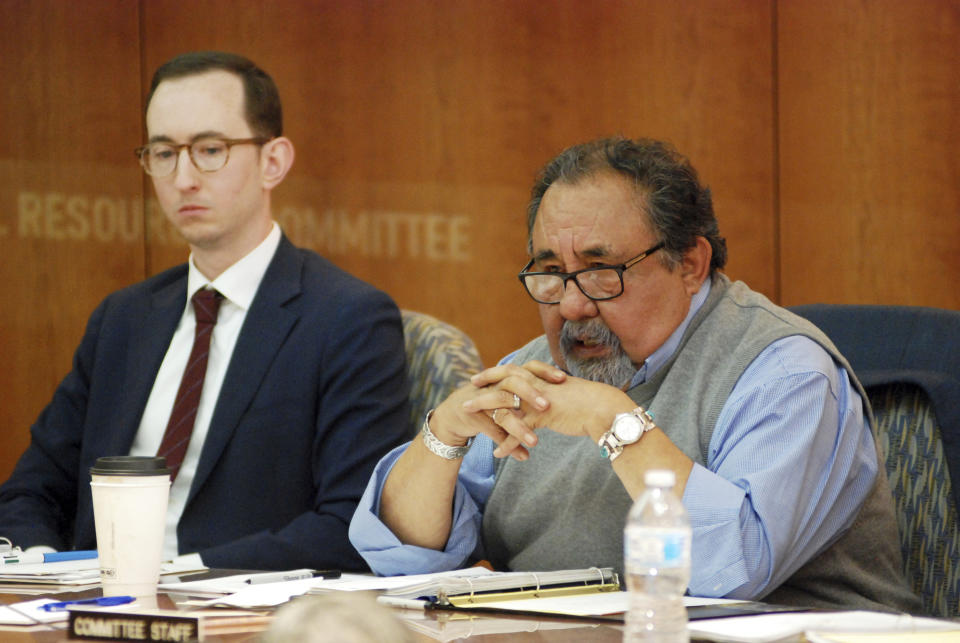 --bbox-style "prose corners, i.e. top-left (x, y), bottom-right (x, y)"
top-left (172, 148), bottom-right (200, 190)
top-left (557, 279), bottom-right (598, 321)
